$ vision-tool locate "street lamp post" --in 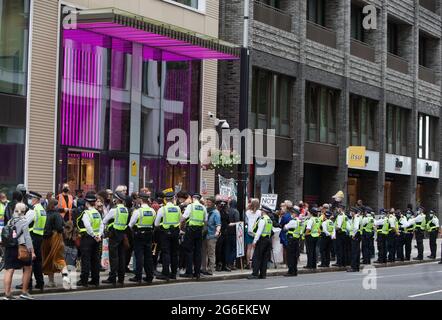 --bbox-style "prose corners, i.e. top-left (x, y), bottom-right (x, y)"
top-left (238, 0), bottom-right (250, 218)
